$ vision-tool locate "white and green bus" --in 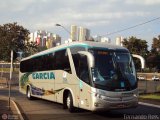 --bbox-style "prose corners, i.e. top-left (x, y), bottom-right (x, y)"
top-left (19, 41), bottom-right (138, 112)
